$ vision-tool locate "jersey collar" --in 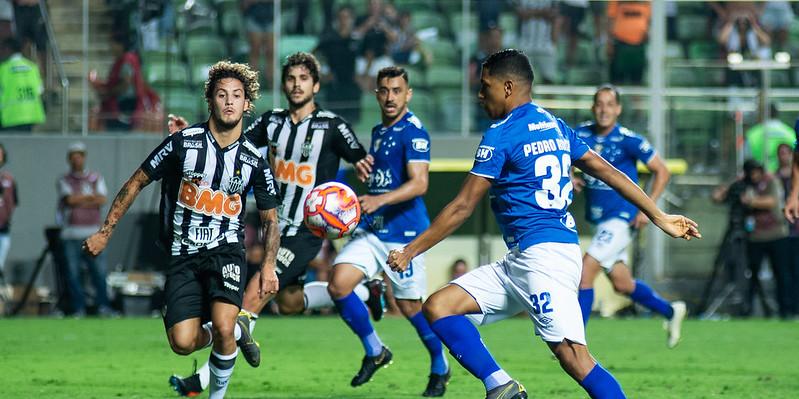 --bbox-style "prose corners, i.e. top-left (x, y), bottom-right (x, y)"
top-left (204, 122), bottom-right (243, 152)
